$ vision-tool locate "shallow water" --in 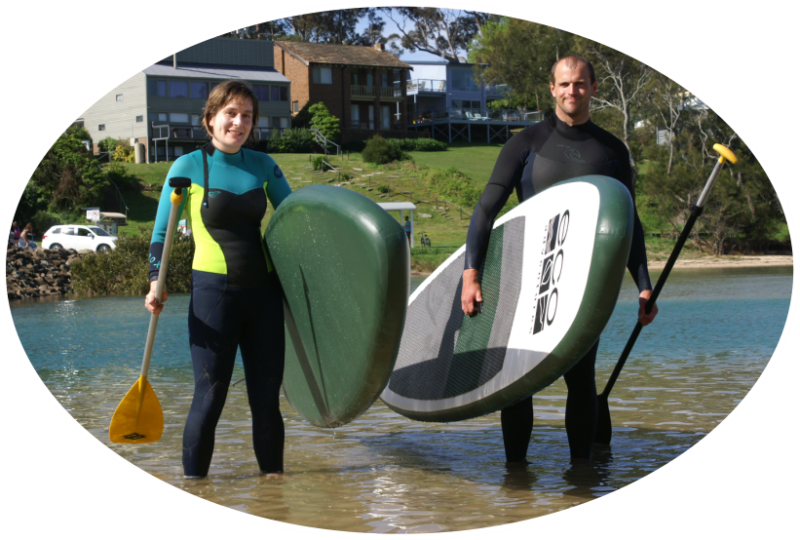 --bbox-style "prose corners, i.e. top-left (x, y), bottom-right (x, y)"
top-left (11, 266), bottom-right (792, 533)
